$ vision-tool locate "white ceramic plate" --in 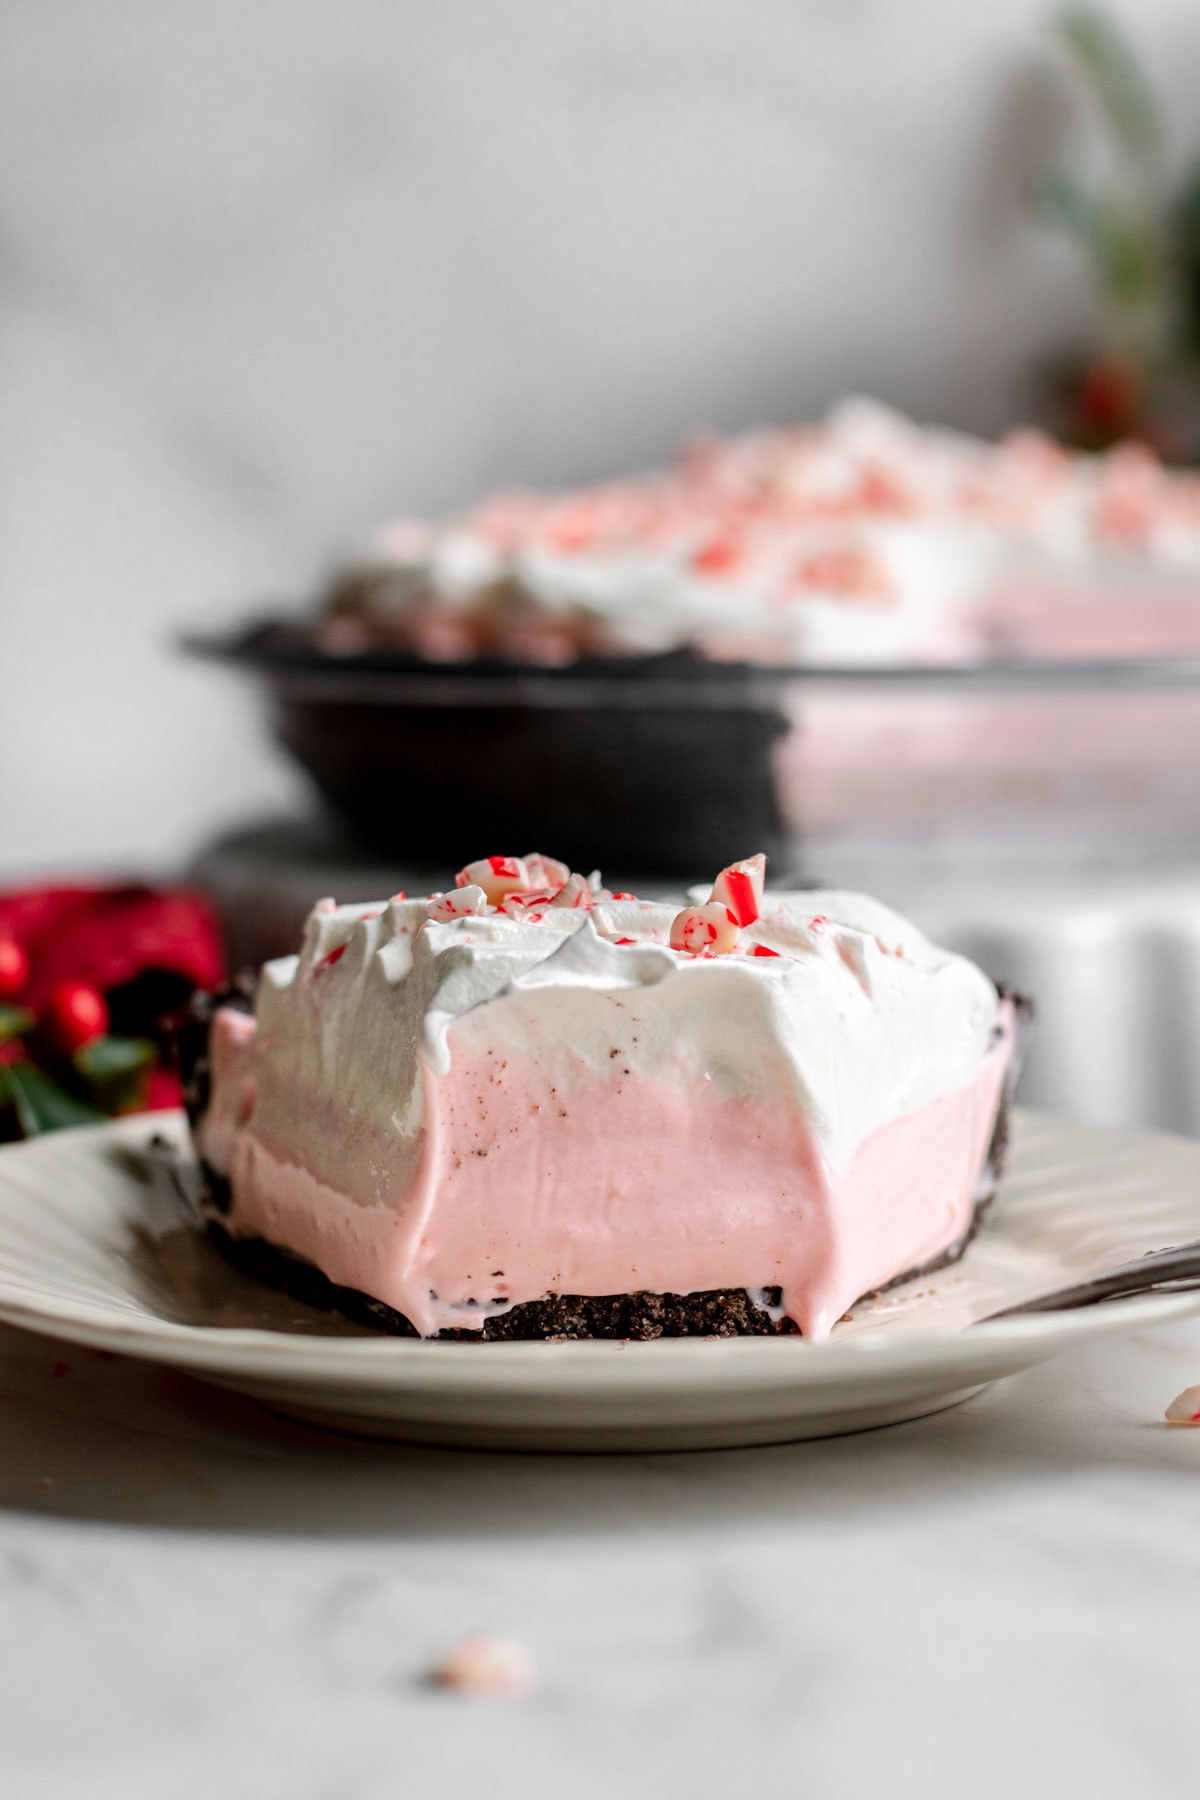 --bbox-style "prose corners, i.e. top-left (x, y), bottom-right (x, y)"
top-left (0, 1109), bottom-right (1197, 1452)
